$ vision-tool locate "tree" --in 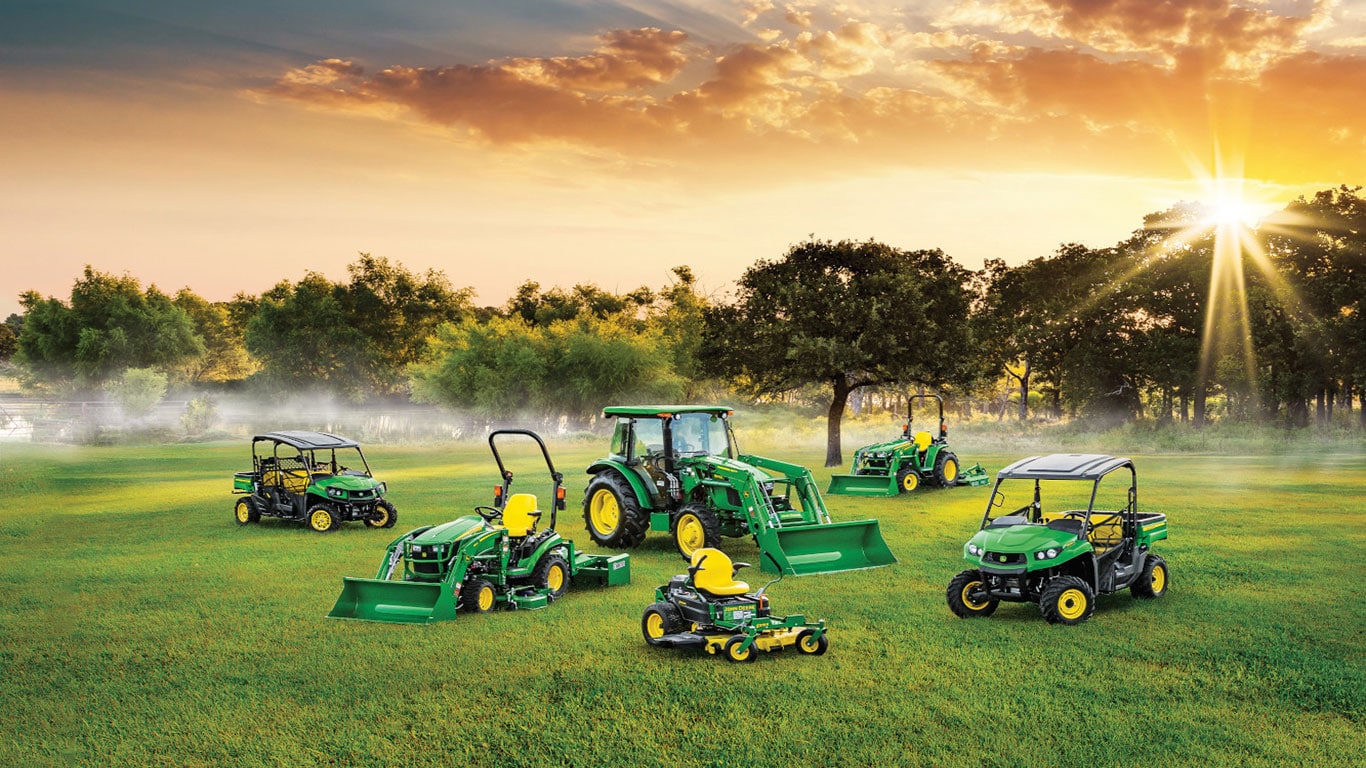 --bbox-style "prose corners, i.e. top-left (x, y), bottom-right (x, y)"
top-left (108, 367), bottom-right (168, 419)
top-left (703, 239), bottom-right (974, 466)
top-left (15, 267), bottom-right (204, 387)
top-left (0, 323), bottom-right (16, 361)
top-left (173, 290), bottom-right (258, 384)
